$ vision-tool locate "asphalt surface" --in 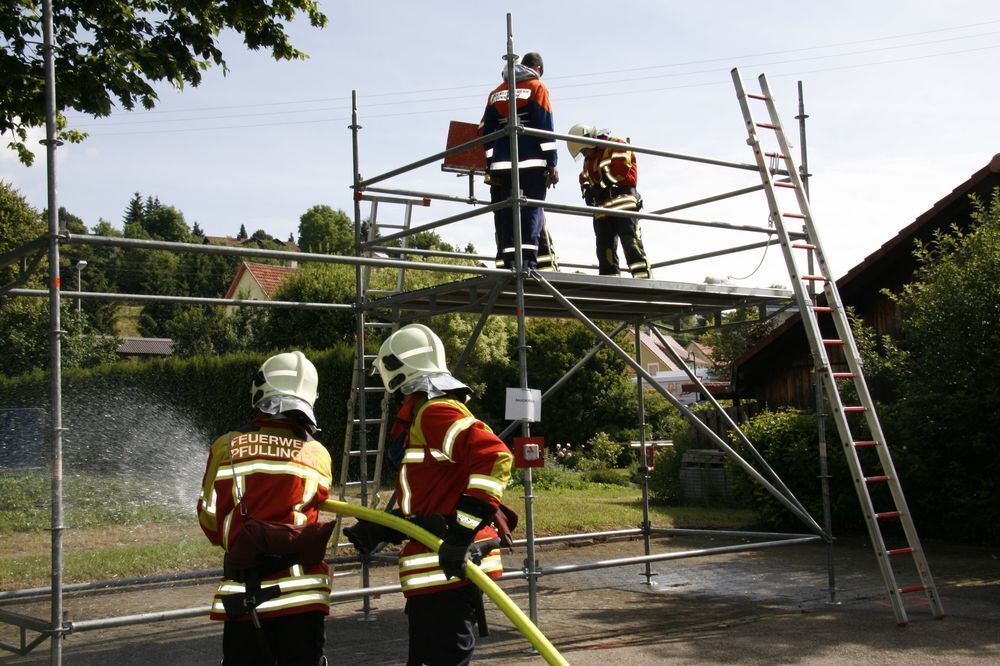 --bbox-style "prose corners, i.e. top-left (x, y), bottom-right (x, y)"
top-left (1, 533), bottom-right (998, 664)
